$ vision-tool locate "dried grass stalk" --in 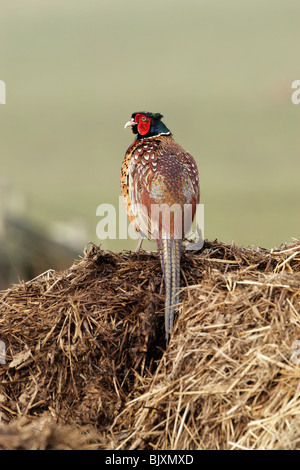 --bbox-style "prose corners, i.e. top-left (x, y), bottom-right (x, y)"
top-left (1, 240), bottom-right (300, 449)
